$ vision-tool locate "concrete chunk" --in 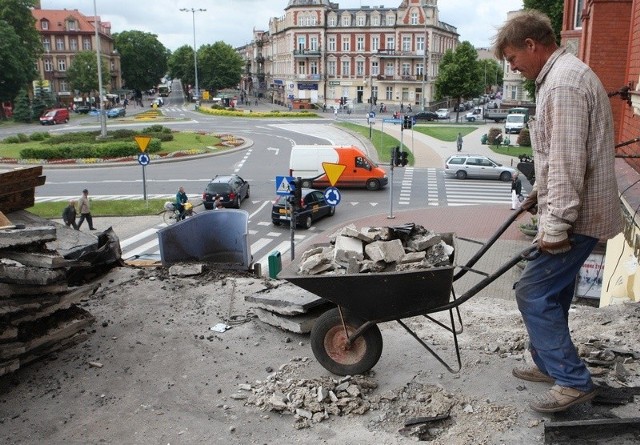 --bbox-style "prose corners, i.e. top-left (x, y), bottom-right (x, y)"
top-left (333, 235), bottom-right (364, 265)
top-left (364, 239), bottom-right (405, 263)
